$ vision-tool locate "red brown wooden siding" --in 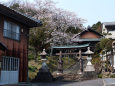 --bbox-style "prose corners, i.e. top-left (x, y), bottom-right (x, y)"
top-left (0, 14), bottom-right (29, 82)
top-left (80, 32), bottom-right (100, 39)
